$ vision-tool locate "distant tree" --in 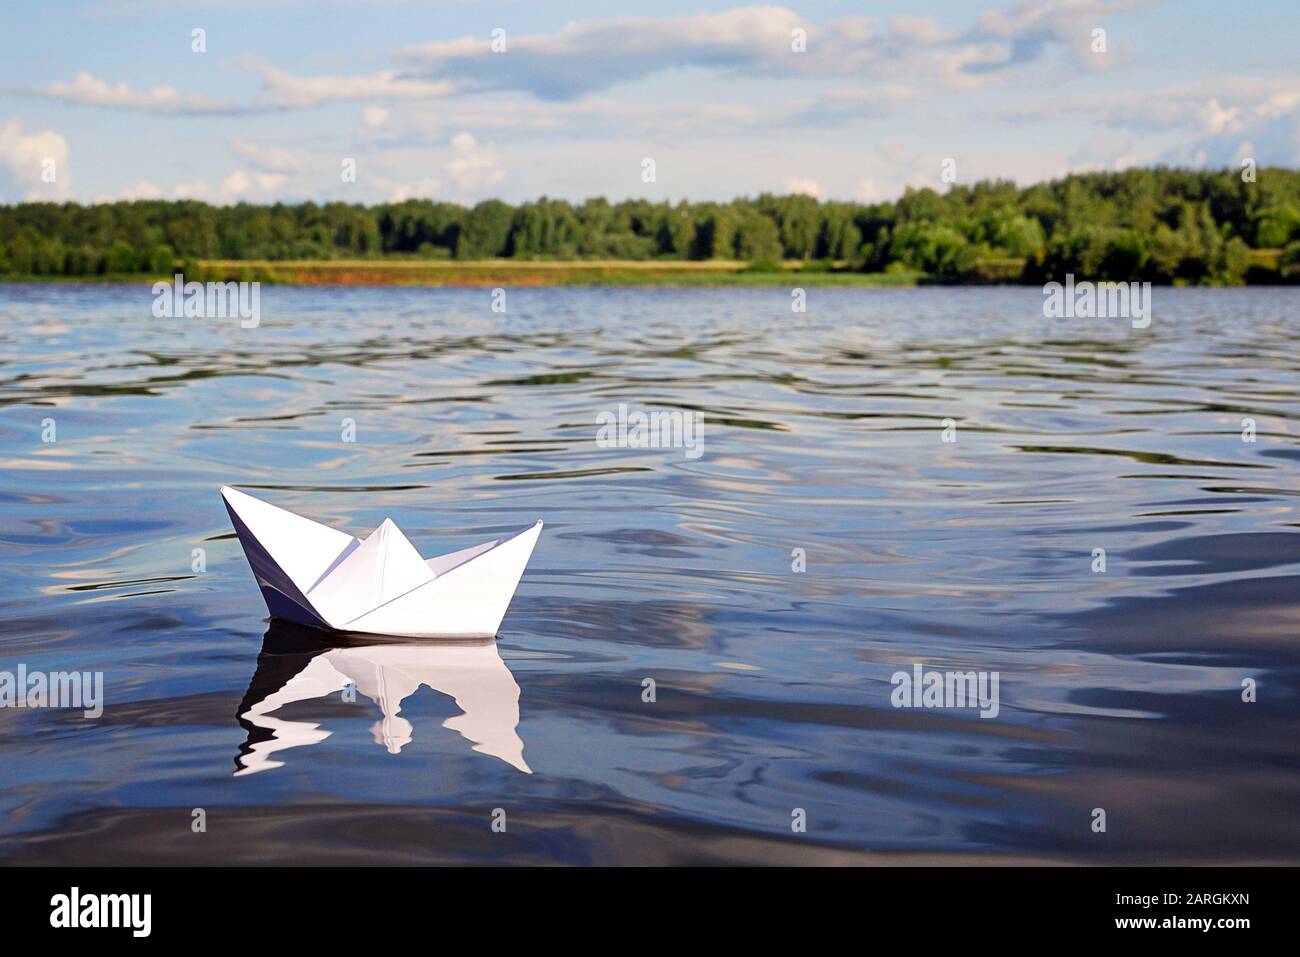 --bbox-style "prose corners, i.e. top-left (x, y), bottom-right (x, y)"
top-left (816, 203), bottom-right (861, 260)
top-left (4, 234), bottom-right (35, 275)
top-left (734, 208), bottom-right (782, 261)
top-left (508, 199), bottom-right (580, 257)
top-left (655, 203), bottom-right (695, 259)
top-left (989, 211), bottom-right (1046, 259)
top-left (1101, 229), bottom-right (1147, 280)
top-left (148, 244), bottom-right (175, 274)
top-left (889, 221), bottom-right (975, 278)
top-left (4, 166), bottom-right (1300, 282)
top-left (66, 244), bottom-right (105, 275)
top-left (894, 187), bottom-right (945, 224)
top-left (691, 205), bottom-right (738, 260)
top-left (857, 225), bottom-right (892, 272)
top-left (1280, 240), bottom-right (1300, 281)
top-left (1216, 237), bottom-right (1251, 285)
top-left (1253, 205), bottom-right (1300, 248)
top-left (105, 240), bottom-right (139, 274)
top-left (33, 238), bottom-right (67, 275)
top-left (455, 200), bottom-right (513, 258)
